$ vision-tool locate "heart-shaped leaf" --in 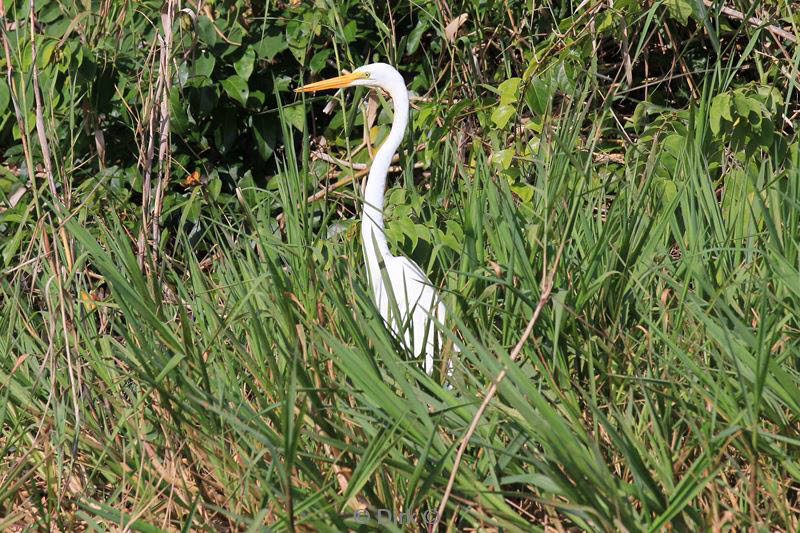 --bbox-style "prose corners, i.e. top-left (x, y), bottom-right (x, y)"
top-left (234, 46), bottom-right (255, 81)
top-left (221, 75), bottom-right (249, 106)
top-left (491, 104), bottom-right (516, 129)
